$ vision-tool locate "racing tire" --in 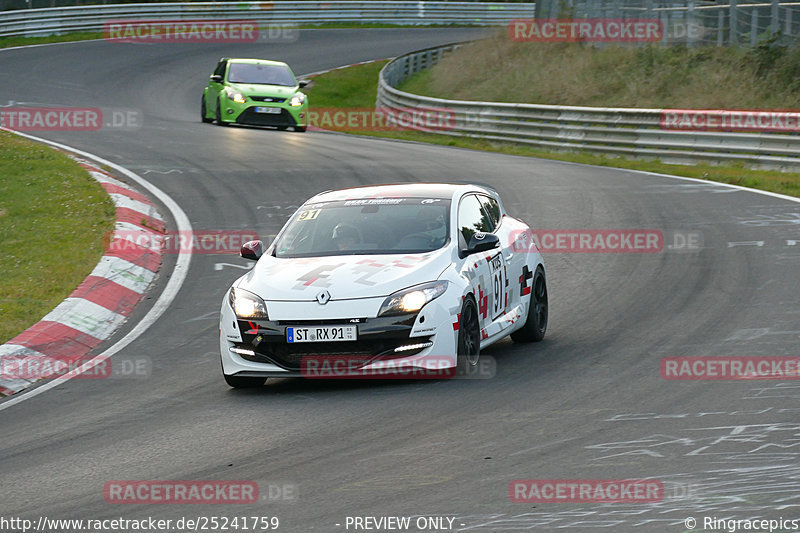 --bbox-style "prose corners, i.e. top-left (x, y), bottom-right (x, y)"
top-left (201, 95), bottom-right (213, 123)
top-left (511, 265), bottom-right (548, 342)
top-left (216, 100), bottom-right (229, 126)
top-left (224, 374), bottom-right (266, 388)
top-left (295, 125), bottom-right (307, 132)
top-left (456, 296), bottom-right (481, 373)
